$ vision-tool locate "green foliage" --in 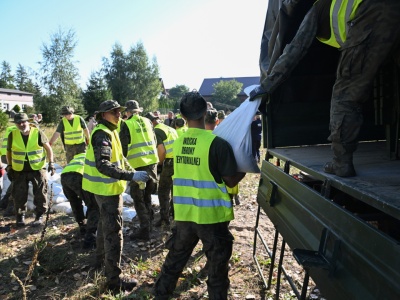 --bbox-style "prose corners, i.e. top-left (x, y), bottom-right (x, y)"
top-left (15, 64), bottom-right (37, 93)
top-left (0, 111), bottom-right (9, 131)
top-left (12, 104), bottom-right (21, 113)
top-left (23, 105), bottom-right (34, 114)
top-left (103, 42), bottom-right (161, 111)
top-left (212, 79), bottom-right (243, 109)
top-left (161, 84), bottom-right (190, 112)
top-left (38, 27), bottom-right (83, 123)
top-left (0, 61), bottom-right (16, 89)
top-left (82, 70), bottom-right (112, 116)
